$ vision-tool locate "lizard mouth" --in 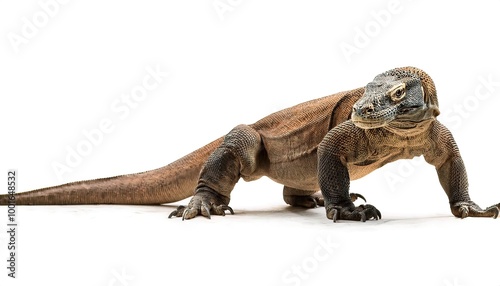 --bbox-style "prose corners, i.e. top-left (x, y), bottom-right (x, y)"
top-left (351, 116), bottom-right (389, 129)
top-left (397, 105), bottom-right (423, 115)
top-left (350, 104), bottom-right (397, 129)
top-left (351, 105), bottom-right (426, 129)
